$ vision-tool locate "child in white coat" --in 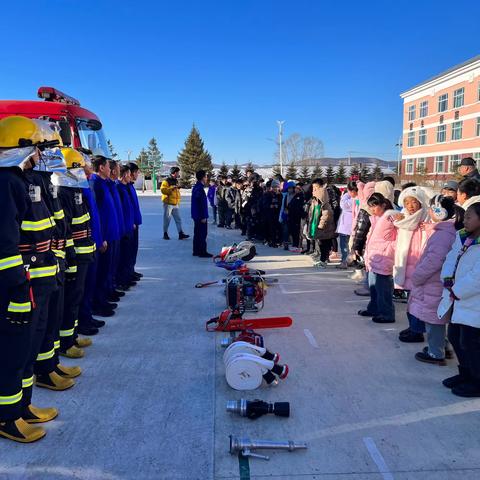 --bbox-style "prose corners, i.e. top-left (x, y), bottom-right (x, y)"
top-left (439, 202), bottom-right (480, 397)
